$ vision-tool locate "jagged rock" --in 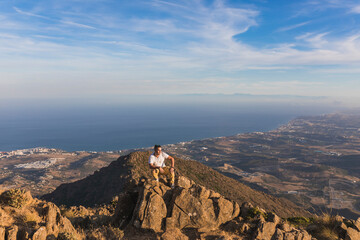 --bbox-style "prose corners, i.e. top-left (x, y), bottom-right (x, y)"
top-left (161, 228), bottom-right (189, 240)
top-left (129, 178), bottom-right (240, 233)
top-left (32, 226), bottom-right (47, 240)
top-left (352, 217), bottom-right (360, 231)
top-left (240, 202), bottom-right (253, 218)
top-left (272, 228), bottom-right (284, 240)
top-left (267, 212), bottom-right (280, 225)
top-left (345, 227), bottom-right (360, 240)
top-left (131, 182), bottom-right (167, 232)
top-left (253, 221), bottom-right (277, 240)
top-left (336, 222), bottom-right (348, 239)
top-left (6, 225), bottom-right (18, 240)
top-left (0, 227), bottom-right (4, 240)
top-left (171, 185), bottom-right (239, 231)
